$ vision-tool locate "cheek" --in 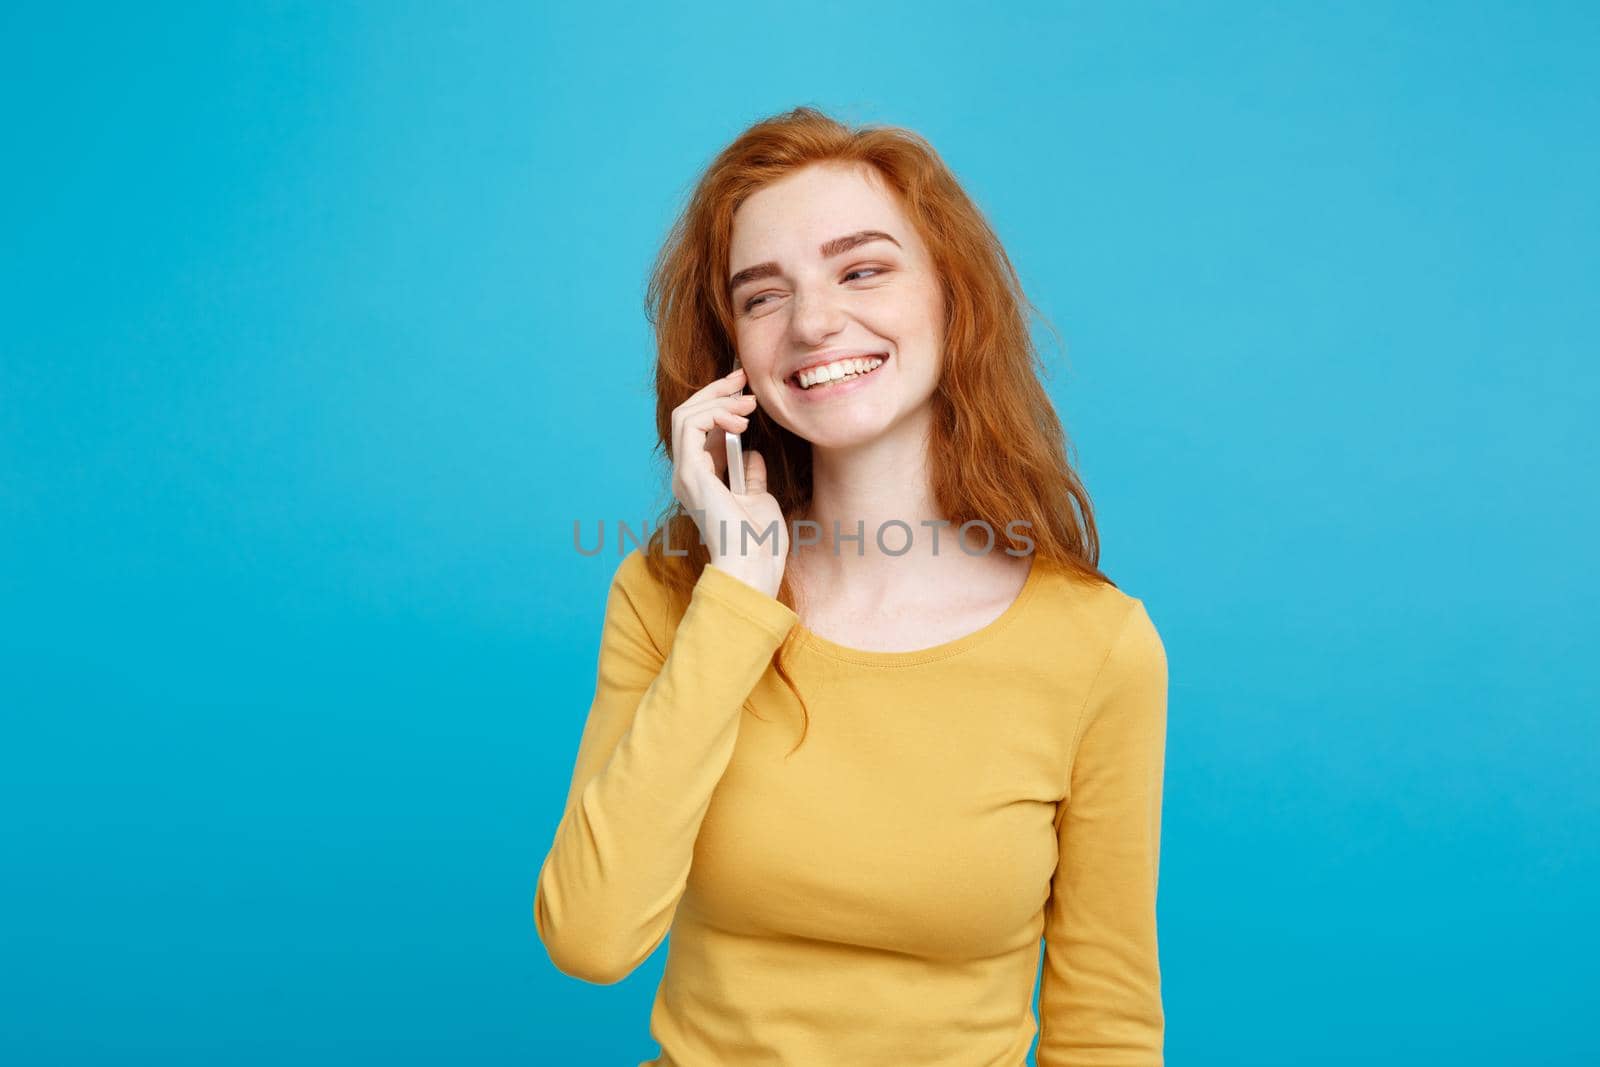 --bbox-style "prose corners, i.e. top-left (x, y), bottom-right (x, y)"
top-left (915, 298), bottom-right (946, 359)
top-left (874, 283), bottom-right (943, 342)
top-left (732, 333), bottom-right (781, 381)
top-left (918, 278), bottom-right (946, 330)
